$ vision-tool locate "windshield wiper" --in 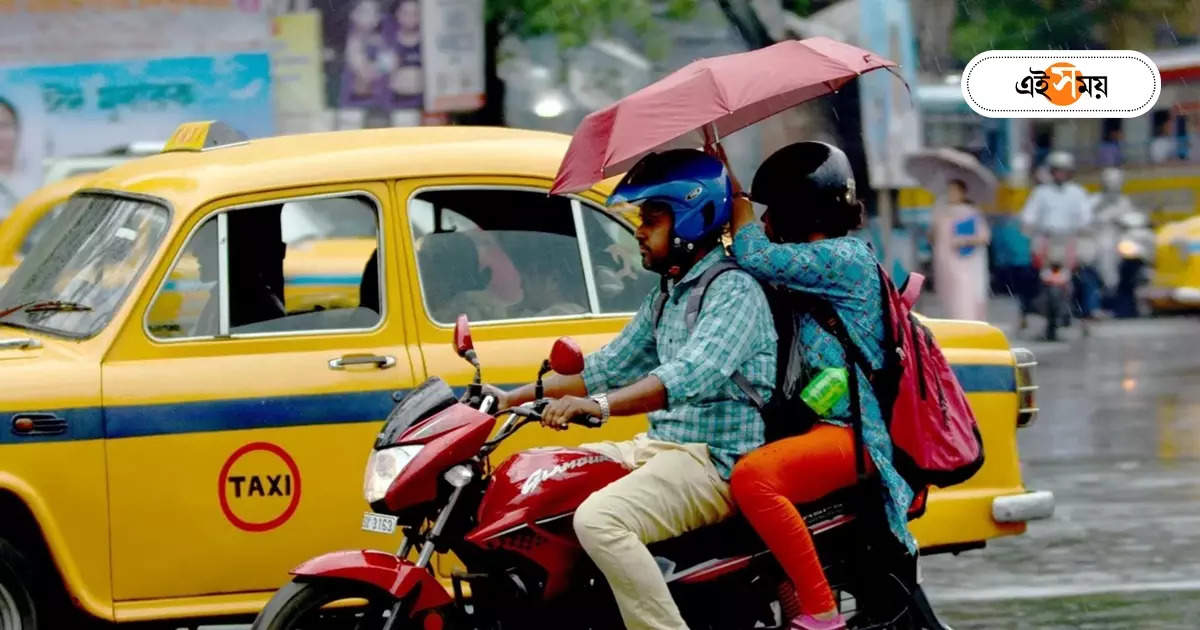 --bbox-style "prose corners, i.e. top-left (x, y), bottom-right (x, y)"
top-left (0, 300), bottom-right (93, 318)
